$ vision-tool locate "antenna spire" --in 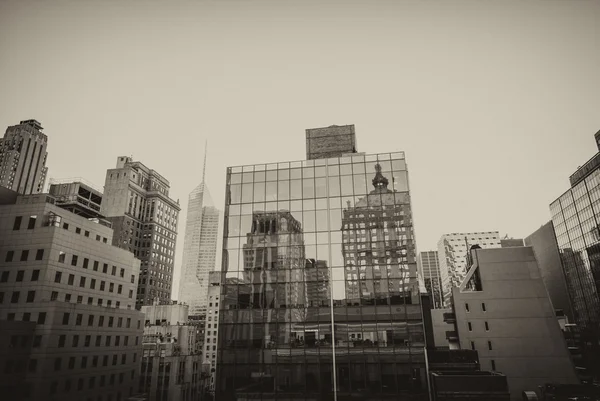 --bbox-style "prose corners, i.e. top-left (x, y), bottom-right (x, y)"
top-left (202, 140), bottom-right (208, 183)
